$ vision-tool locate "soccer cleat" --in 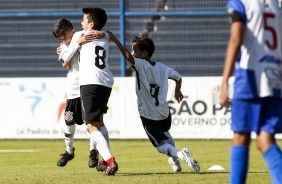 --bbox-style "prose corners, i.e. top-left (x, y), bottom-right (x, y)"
top-left (168, 157), bottom-right (182, 173)
top-left (181, 148), bottom-right (200, 173)
top-left (96, 160), bottom-right (108, 172)
top-left (57, 147), bottom-right (75, 167)
top-left (106, 157), bottom-right (118, 176)
top-left (88, 149), bottom-right (99, 168)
